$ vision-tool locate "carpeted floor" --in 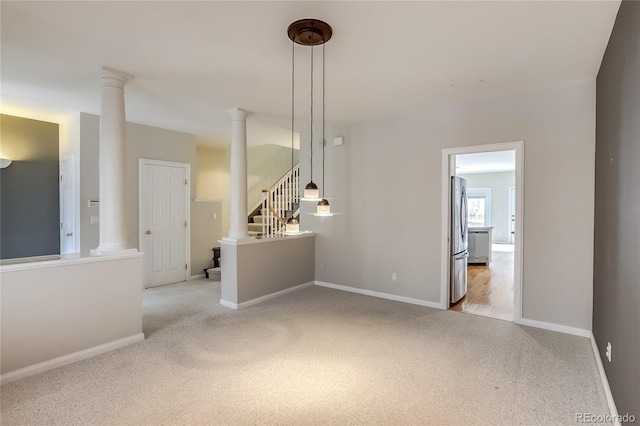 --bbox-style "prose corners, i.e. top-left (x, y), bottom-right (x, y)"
top-left (1, 279), bottom-right (610, 425)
